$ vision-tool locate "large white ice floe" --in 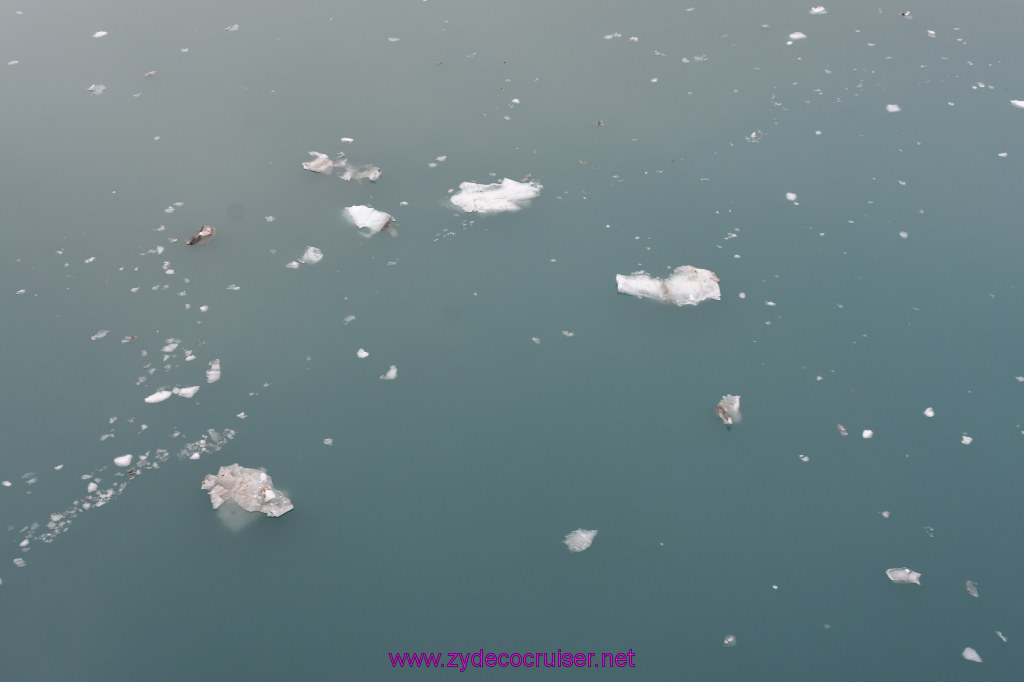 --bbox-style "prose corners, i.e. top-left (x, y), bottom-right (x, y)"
top-left (201, 463), bottom-right (293, 520)
top-left (450, 178), bottom-right (542, 213)
top-left (616, 266), bottom-right (721, 306)
top-left (344, 205), bottom-right (393, 237)
top-left (563, 528), bottom-right (598, 552)
top-left (886, 567), bottom-right (922, 584)
top-left (715, 395), bottom-right (741, 425)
